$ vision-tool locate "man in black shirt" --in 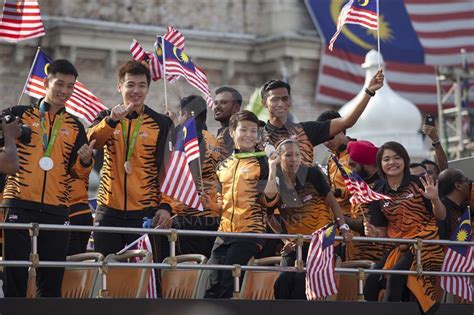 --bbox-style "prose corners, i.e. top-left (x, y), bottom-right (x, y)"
top-left (438, 168), bottom-right (472, 239)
